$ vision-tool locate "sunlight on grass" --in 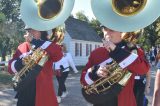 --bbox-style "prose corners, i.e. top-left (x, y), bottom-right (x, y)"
top-left (0, 70), bottom-right (13, 84)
